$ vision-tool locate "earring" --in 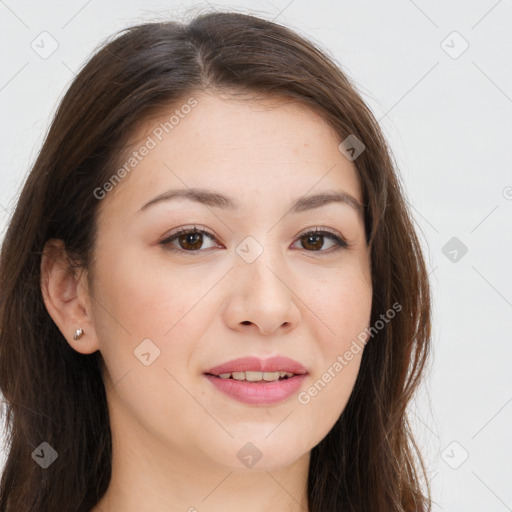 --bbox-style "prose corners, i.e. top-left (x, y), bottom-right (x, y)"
top-left (73, 328), bottom-right (84, 340)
